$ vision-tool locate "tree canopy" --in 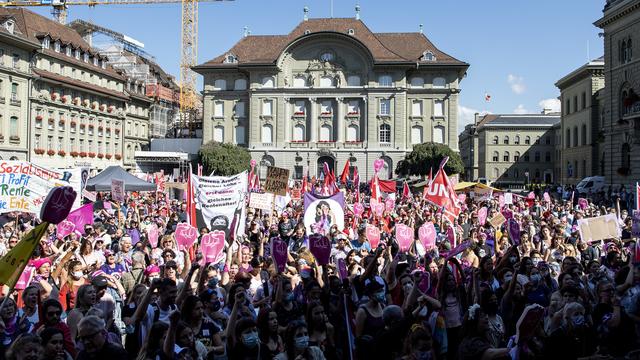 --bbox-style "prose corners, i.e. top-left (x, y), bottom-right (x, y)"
top-left (198, 141), bottom-right (252, 176)
top-left (395, 142), bottom-right (463, 177)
